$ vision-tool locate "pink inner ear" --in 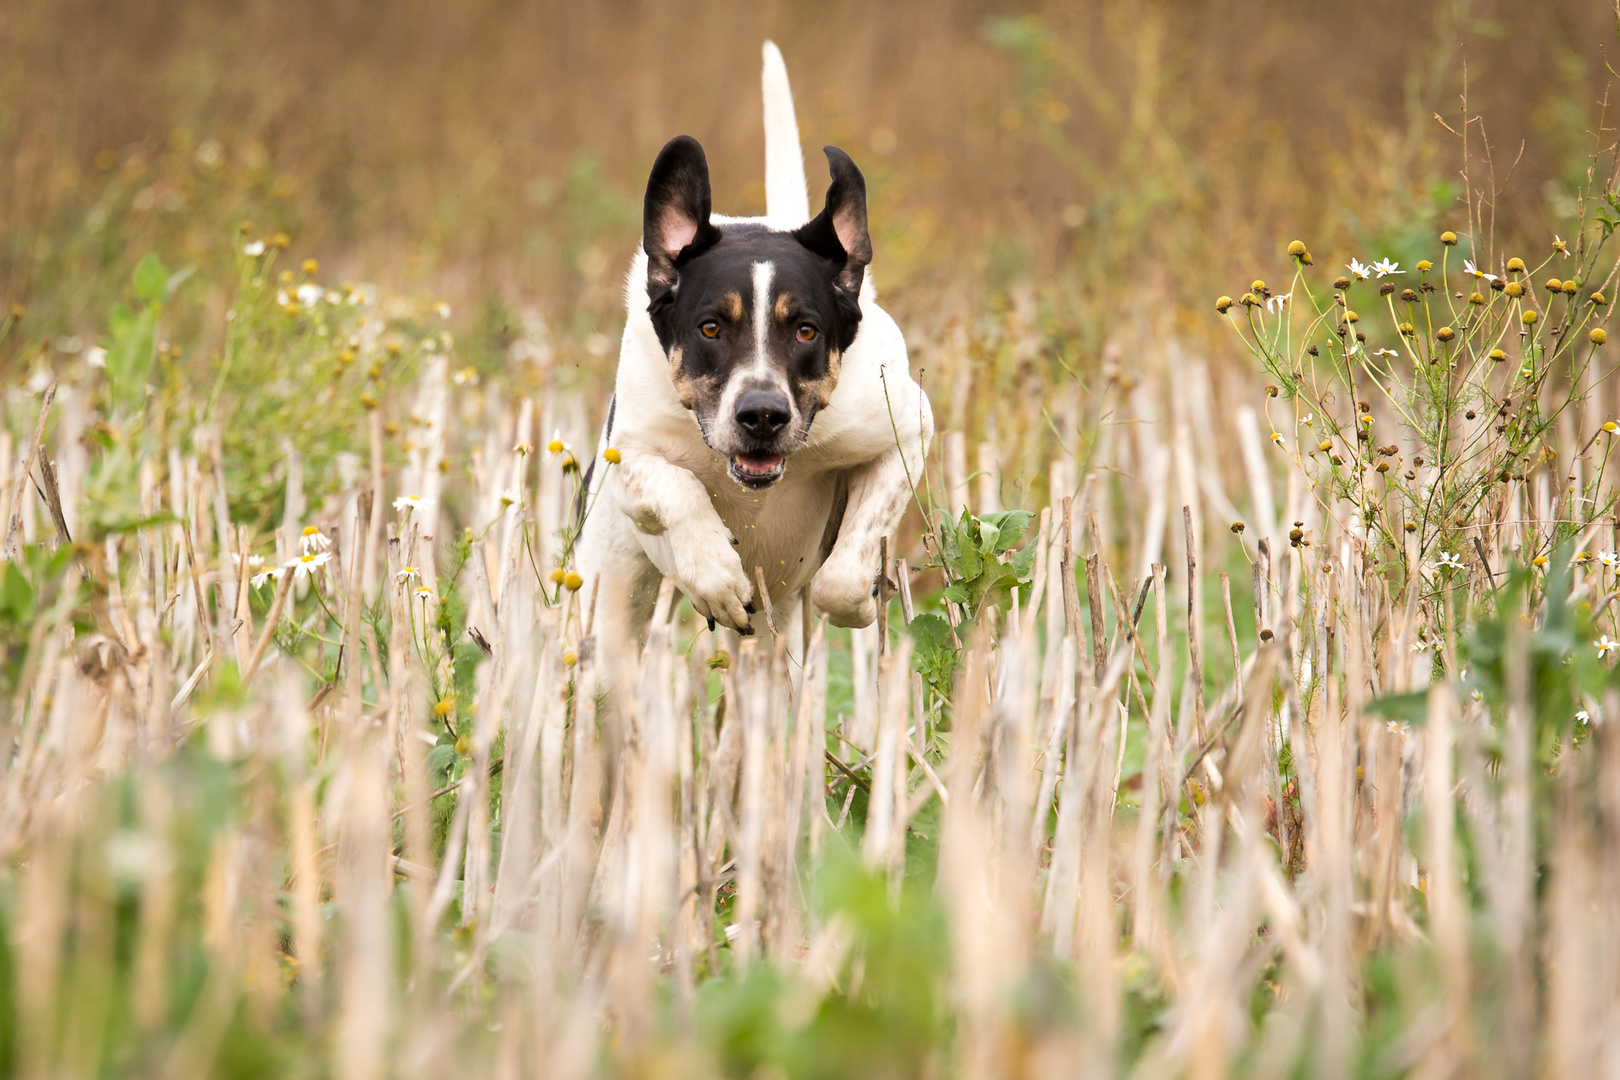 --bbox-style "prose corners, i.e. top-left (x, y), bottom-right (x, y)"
top-left (659, 211), bottom-right (698, 258)
top-left (832, 210), bottom-right (861, 259)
